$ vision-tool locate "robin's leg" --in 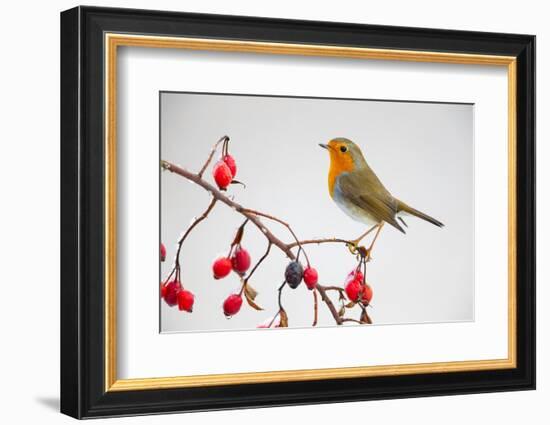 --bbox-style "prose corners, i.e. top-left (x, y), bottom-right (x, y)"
top-left (365, 222), bottom-right (385, 261)
top-left (347, 224), bottom-right (378, 254)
